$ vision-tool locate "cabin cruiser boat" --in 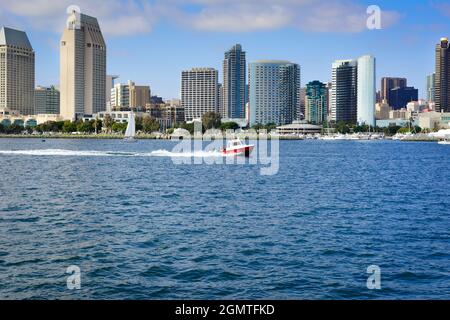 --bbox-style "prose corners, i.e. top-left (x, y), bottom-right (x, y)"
top-left (221, 139), bottom-right (255, 157)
